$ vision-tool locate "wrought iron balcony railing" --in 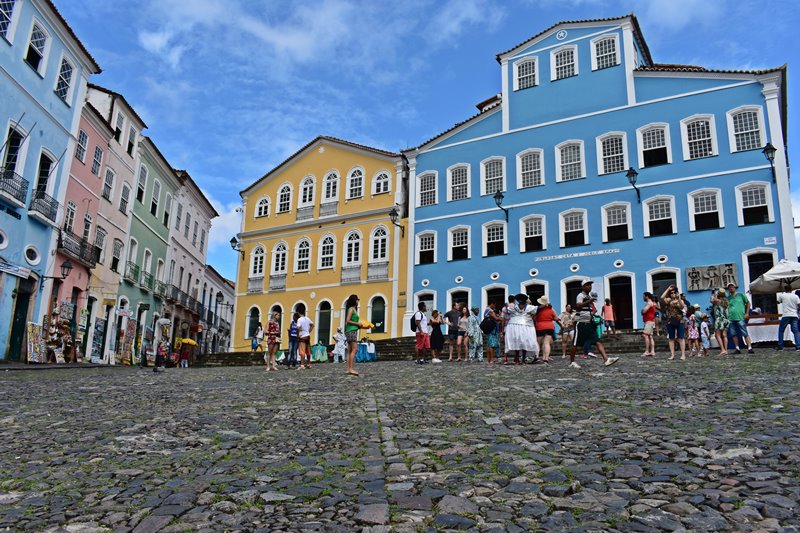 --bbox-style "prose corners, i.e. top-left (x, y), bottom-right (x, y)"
top-left (319, 201), bottom-right (338, 217)
top-left (58, 229), bottom-right (99, 267)
top-left (29, 189), bottom-right (59, 226)
top-left (341, 265), bottom-right (361, 284)
top-left (367, 261), bottom-right (389, 281)
top-left (124, 261), bottom-right (139, 283)
top-left (0, 167), bottom-right (28, 207)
